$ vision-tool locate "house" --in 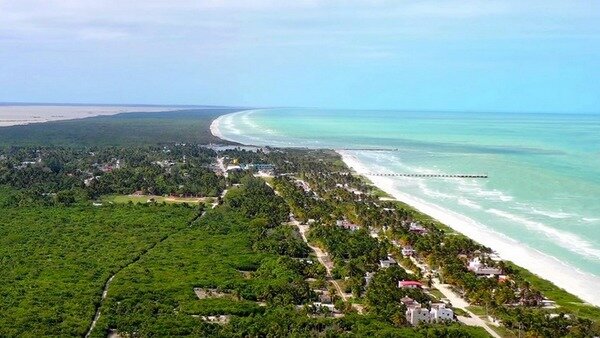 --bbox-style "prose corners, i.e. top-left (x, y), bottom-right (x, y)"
top-left (408, 222), bottom-right (428, 234)
top-left (430, 303), bottom-right (454, 322)
top-left (379, 256), bottom-right (397, 268)
top-left (401, 246), bottom-right (415, 256)
top-left (226, 165), bottom-right (242, 172)
top-left (401, 296), bottom-right (419, 308)
top-left (364, 272), bottom-right (375, 286)
top-left (405, 305), bottom-right (430, 326)
top-left (468, 257), bottom-right (503, 276)
top-left (336, 220), bottom-right (359, 231)
top-left (398, 280), bottom-right (423, 289)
